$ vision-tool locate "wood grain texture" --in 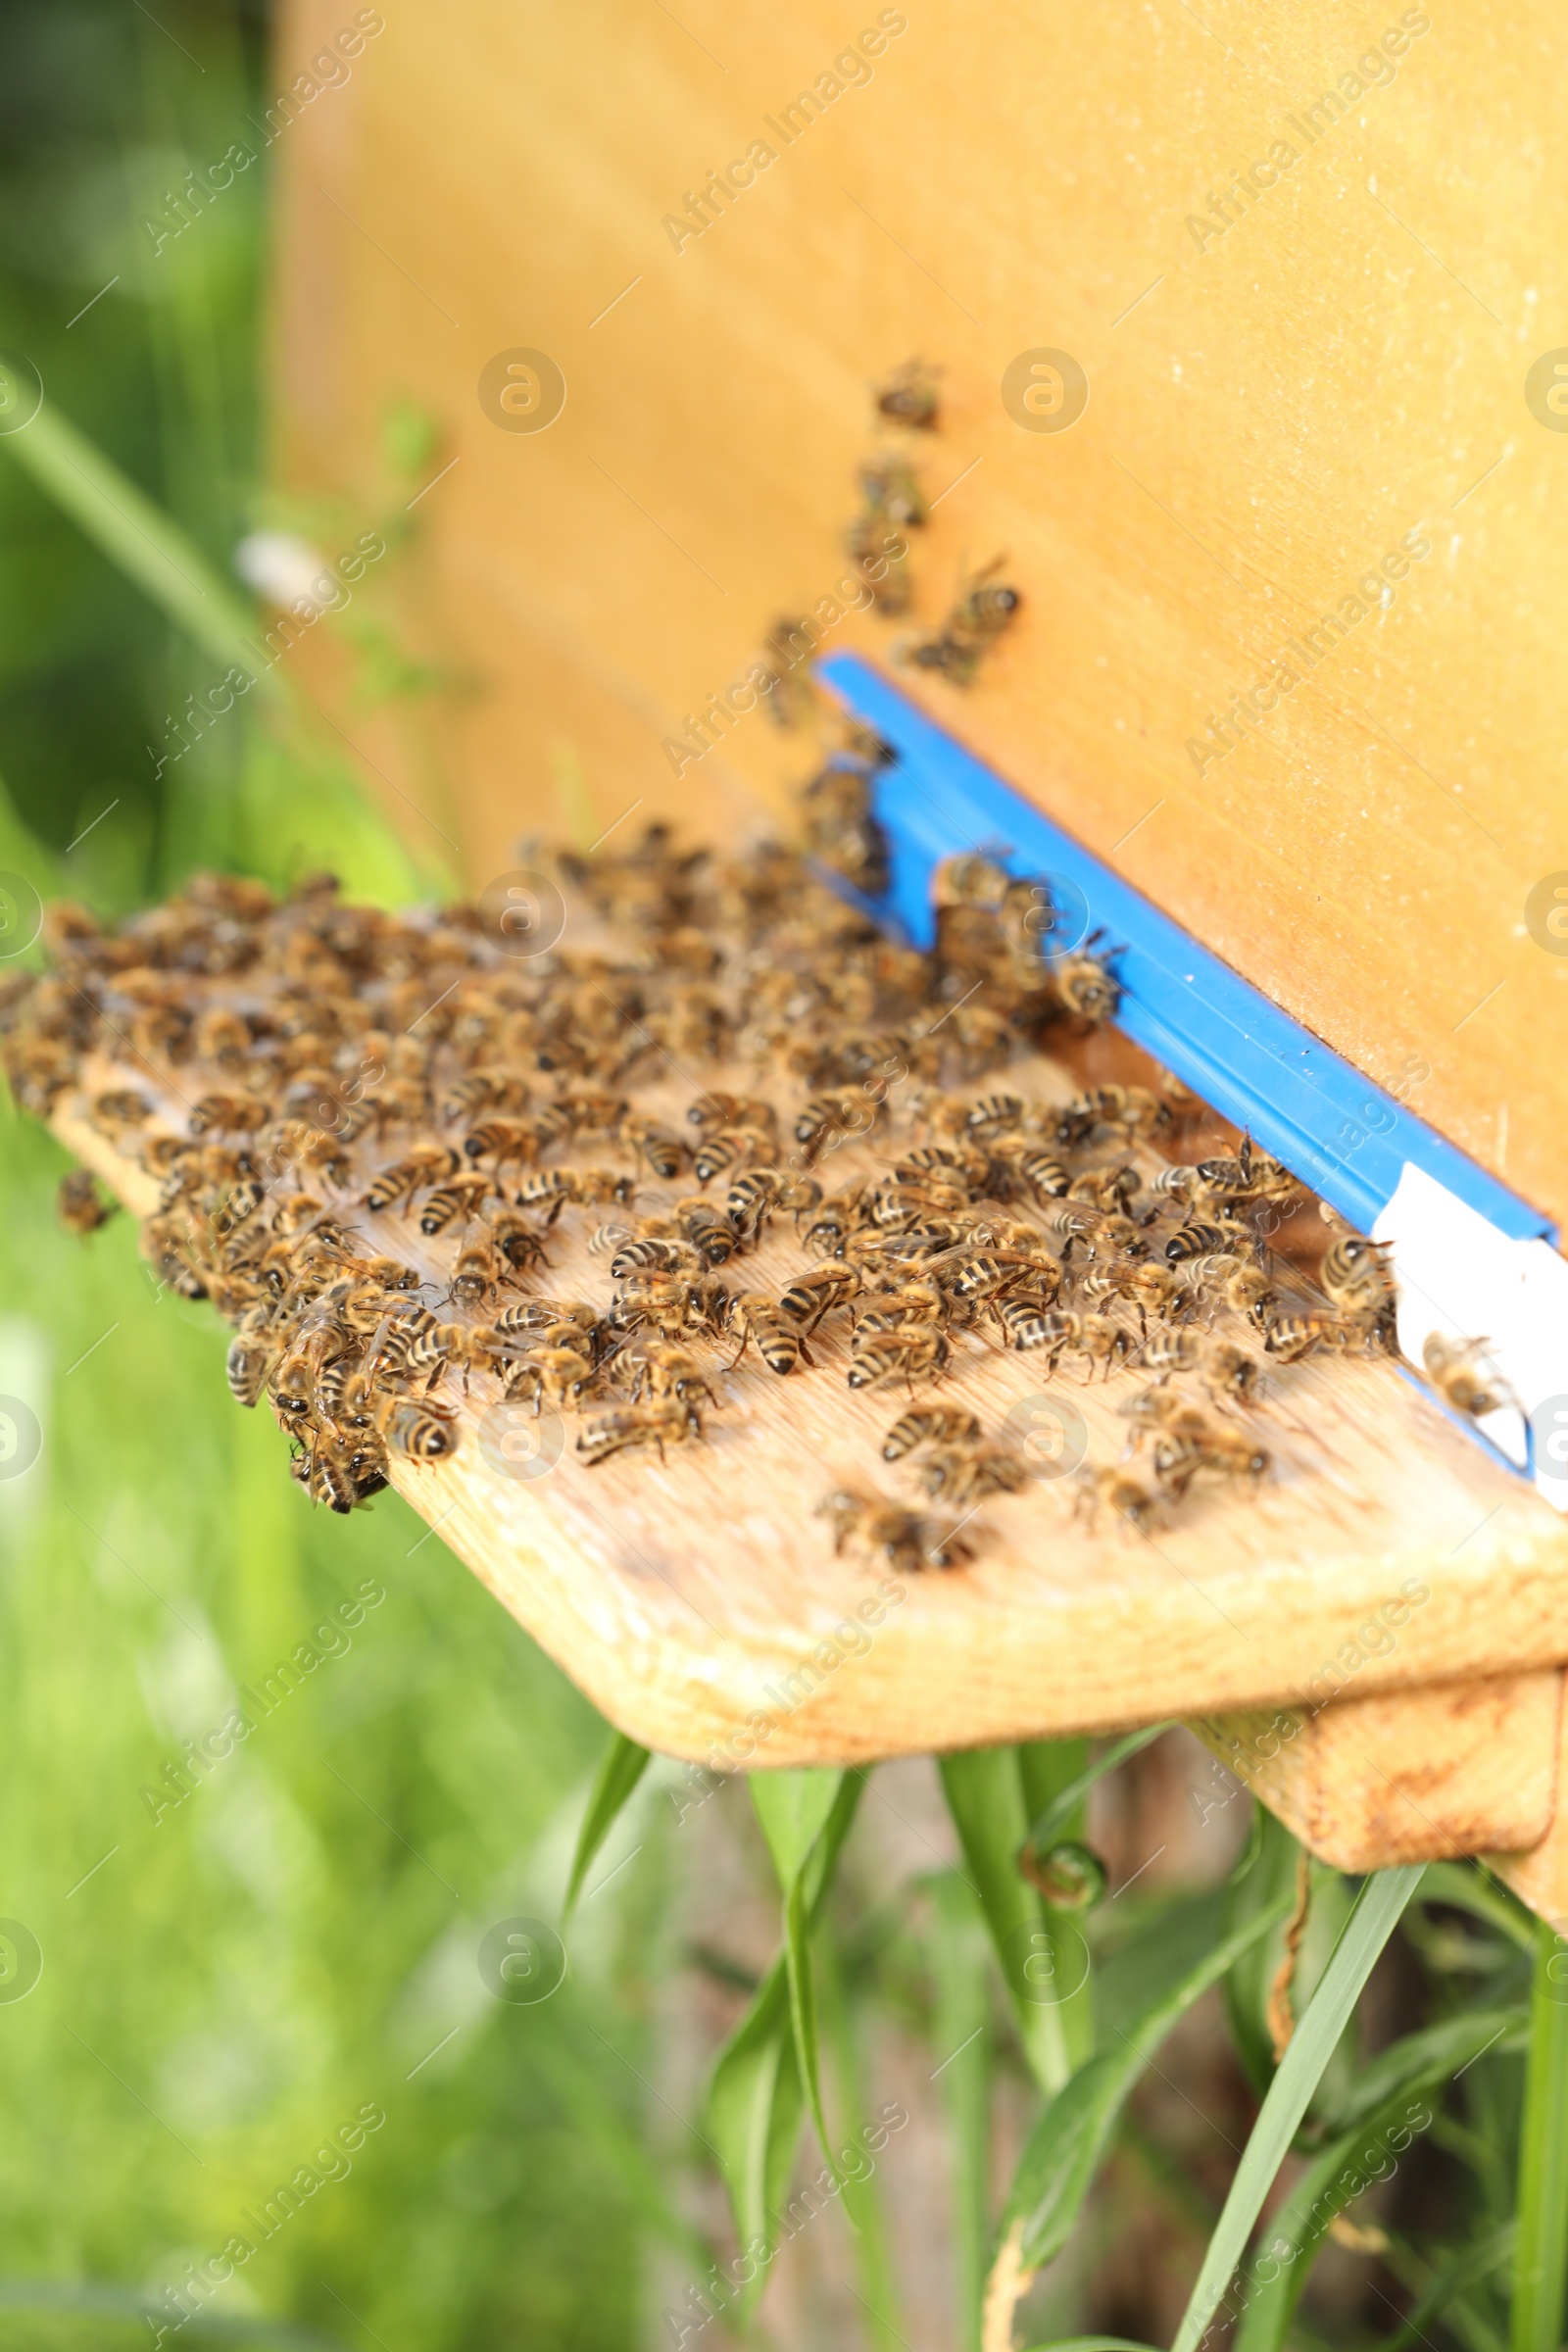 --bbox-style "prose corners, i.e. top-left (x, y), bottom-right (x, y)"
top-left (272, 0), bottom-right (1568, 1232)
top-left (50, 1023), bottom-right (1568, 1777)
top-left (1194, 1671), bottom-right (1564, 1869)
